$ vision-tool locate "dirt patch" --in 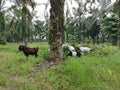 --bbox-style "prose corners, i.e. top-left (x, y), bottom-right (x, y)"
top-left (0, 55), bottom-right (4, 57)
top-left (31, 58), bottom-right (63, 72)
